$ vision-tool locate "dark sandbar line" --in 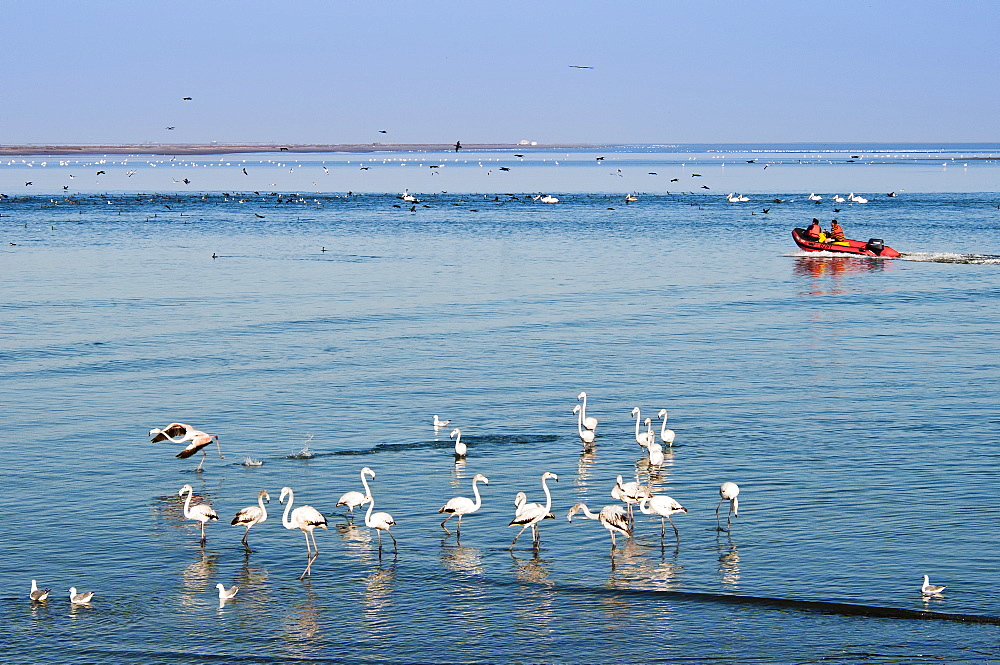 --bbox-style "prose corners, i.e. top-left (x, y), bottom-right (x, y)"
top-left (0, 142), bottom-right (603, 157)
